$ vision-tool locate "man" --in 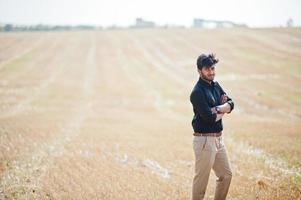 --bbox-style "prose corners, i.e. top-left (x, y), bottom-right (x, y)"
top-left (190, 53), bottom-right (234, 200)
